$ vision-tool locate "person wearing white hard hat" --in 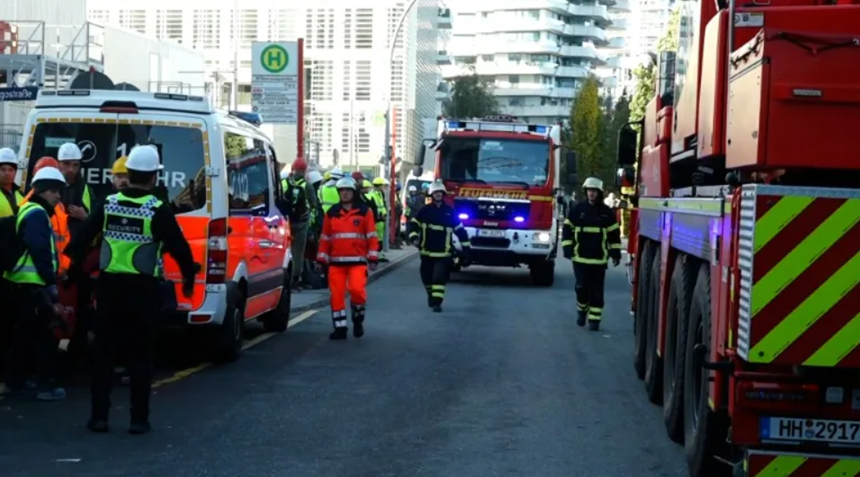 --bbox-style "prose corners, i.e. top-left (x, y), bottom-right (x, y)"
top-left (317, 167), bottom-right (343, 213)
top-left (56, 142), bottom-right (93, 234)
top-left (3, 166), bottom-right (68, 402)
top-left (561, 177), bottom-right (621, 331)
top-left (407, 180), bottom-right (472, 313)
top-left (0, 147), bottom-right (23, 218)
top-left (65, 145), bottom-right (198, 435)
